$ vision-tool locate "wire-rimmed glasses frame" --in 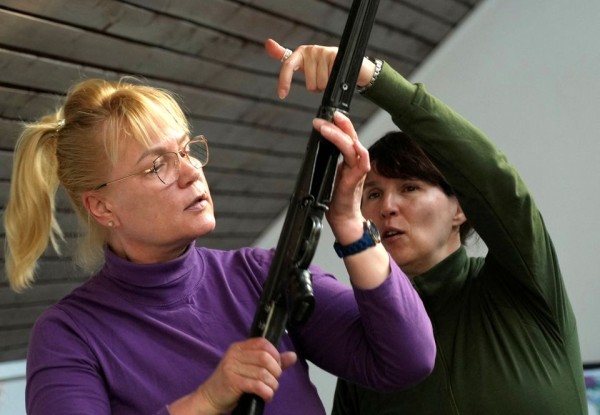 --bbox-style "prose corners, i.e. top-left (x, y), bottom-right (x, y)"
top-left (93, 136), bottom-right (209, 190)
